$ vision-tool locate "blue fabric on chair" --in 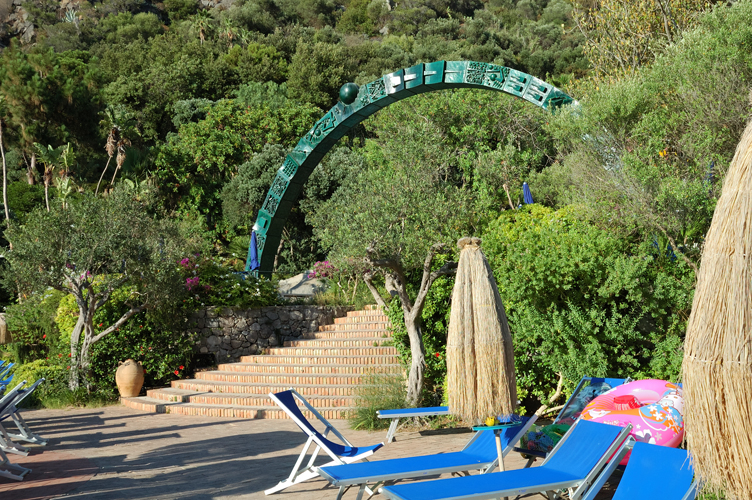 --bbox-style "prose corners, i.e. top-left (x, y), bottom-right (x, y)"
top-left (320, 416), bottom-right (535, 488)
top-left (382, 420), bottom-right (629, 500)
top-left (612, 443), bottom-right (694, 500)
top-left (274, 390), bottom-right (381, 458)
top-left (265, 389), bottom-right (384, 495)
